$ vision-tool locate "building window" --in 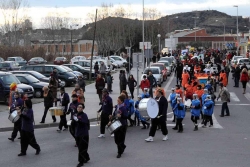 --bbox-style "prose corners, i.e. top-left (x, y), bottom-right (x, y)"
top-left (55, 45), bottom-right (58, 52)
